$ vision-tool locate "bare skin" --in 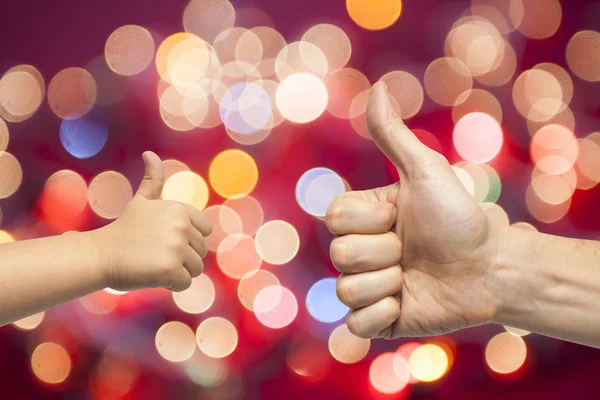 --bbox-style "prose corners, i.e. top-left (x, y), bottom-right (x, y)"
top-left (327, 82), bottom-right (600, 349)
top-left (0, 152), bottom-right (212, 326)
